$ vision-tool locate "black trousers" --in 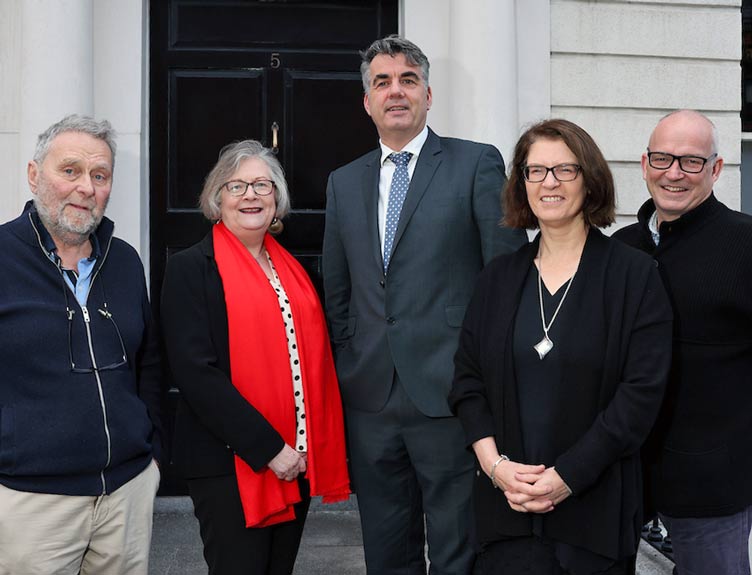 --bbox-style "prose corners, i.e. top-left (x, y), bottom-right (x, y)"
top-left (187, 473), bottom-right (311, 575)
